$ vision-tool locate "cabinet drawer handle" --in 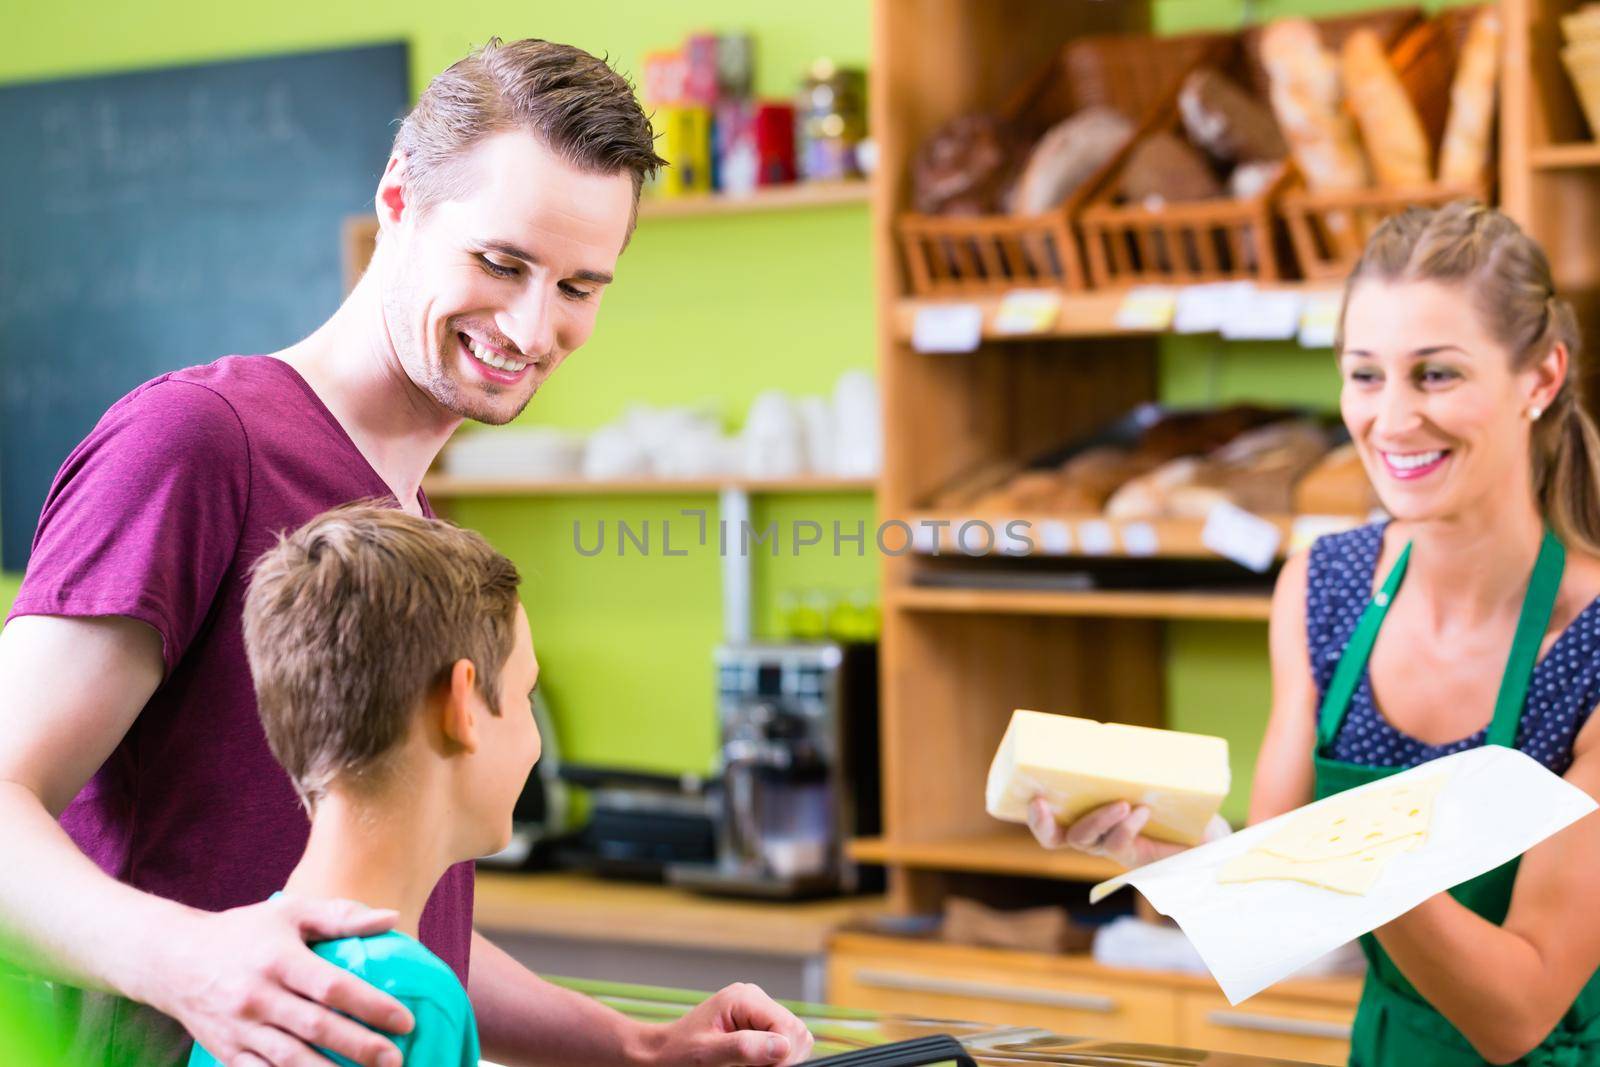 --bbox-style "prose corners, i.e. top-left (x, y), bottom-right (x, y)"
top-left (1205, 1010), bottom-right (1352, 1041)
top-left (852, 969), bottom-right (1118, 1014)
